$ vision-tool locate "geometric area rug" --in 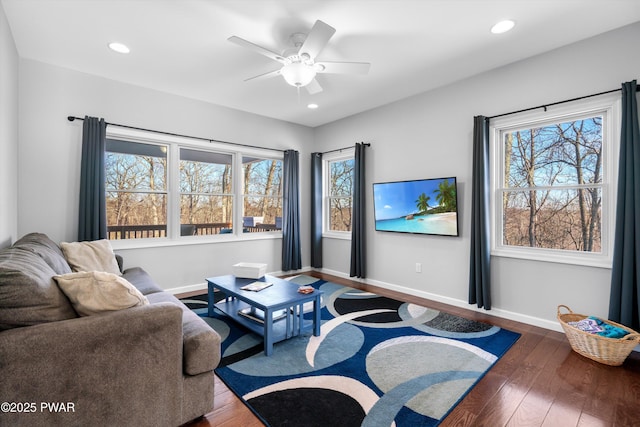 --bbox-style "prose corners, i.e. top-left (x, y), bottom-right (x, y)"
top-left (182, 275), bottom-right (520, 427)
